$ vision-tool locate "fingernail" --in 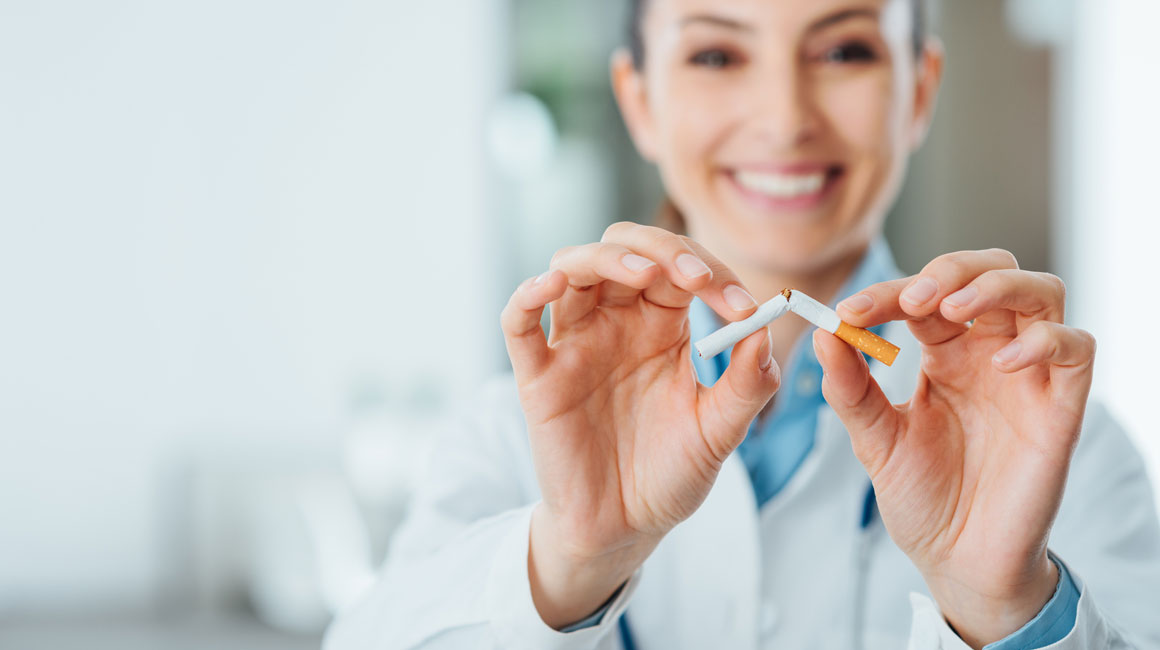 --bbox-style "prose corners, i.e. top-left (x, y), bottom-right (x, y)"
top-left (944, 286), bottom-right (978, 309)
top-left (533, 271), bottom-right (551, 285)
top-left (622, 254), bottom-right (656, 273)
top-left (839, 293), bottom-right (874, 315)
top-left (676, 253), bottom-right (711, 279)
top-left (812, 331), bottom-right (827, 365)
top-left (723, 284), bottom-right (758, 311)
top-left (993, 341), bottom-right (1022, 366)
top-left (901, 277), bottom-right (938, 306)
top-left (758, 332), bottom-right (773, 371)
